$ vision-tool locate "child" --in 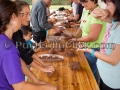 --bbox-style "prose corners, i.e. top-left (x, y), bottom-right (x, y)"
top-left (21, 26), bottom-right (40, 53)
